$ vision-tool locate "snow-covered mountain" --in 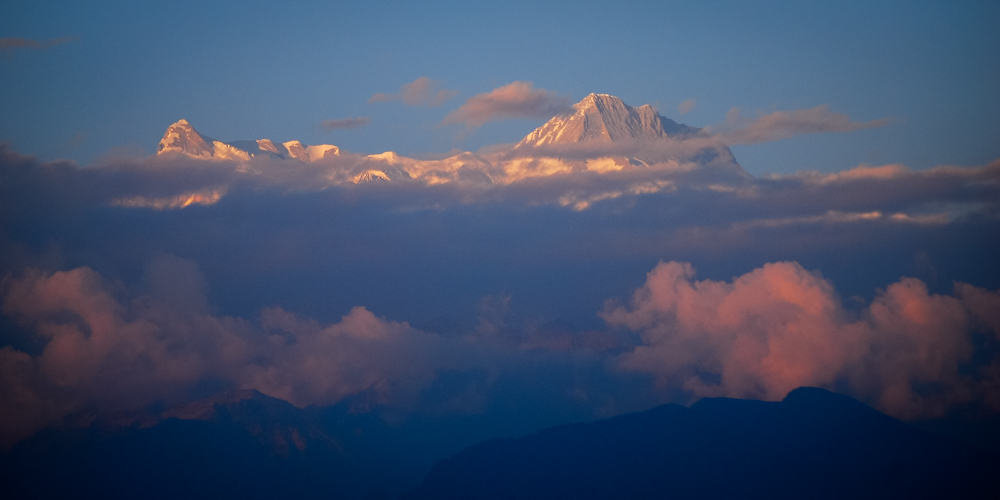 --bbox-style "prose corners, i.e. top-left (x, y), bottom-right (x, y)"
top-left (158, 119), bottom-right (340, 162)
top-left (517, 93), bottom-right (697, 147)
top-left (155, 94), bottom-right (745, 186)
